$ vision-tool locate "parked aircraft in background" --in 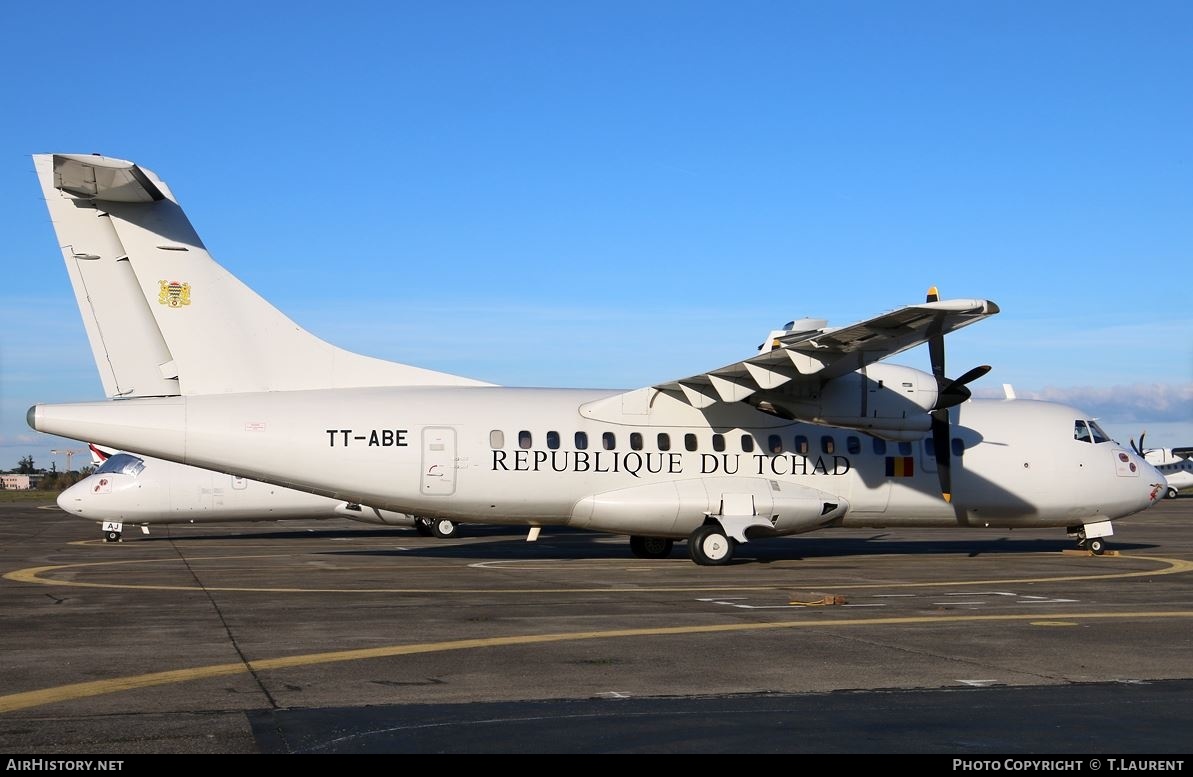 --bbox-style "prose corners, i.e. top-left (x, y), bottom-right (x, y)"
top-left (1131, 434), bottom-right (1192, 499)
top-left (27, 154), bottom-right (1166, 564)
top-left (61, 446), bottom-right (459, 541)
